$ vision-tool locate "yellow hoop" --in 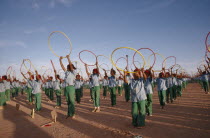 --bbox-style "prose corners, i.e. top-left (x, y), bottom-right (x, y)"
top-left (23, 59), bottom-right (32, 72)
top-left (148, 53), bottom-right (165, 72)
top-left (48, 31), bottom-right (72, 58)
top-left (110, 47), bottom-right (146, 73)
